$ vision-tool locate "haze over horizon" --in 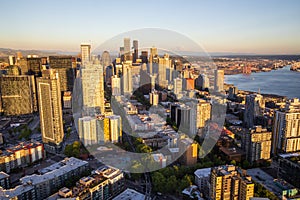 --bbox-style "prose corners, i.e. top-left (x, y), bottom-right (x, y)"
top-left (1, 0), bottom-right (300, 55)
